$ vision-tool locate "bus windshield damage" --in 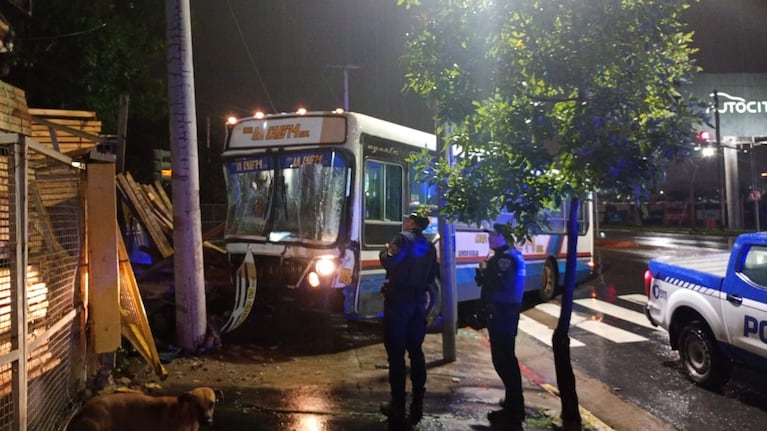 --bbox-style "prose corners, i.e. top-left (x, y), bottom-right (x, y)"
top-left (223, 150), bottom-right (349, 245)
